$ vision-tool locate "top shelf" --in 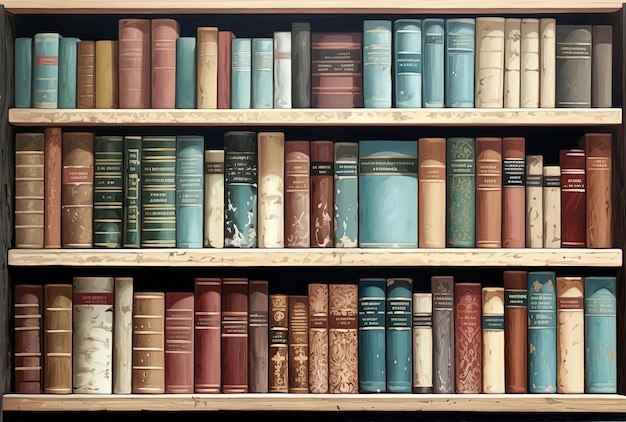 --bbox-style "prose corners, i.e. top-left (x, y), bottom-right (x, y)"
top-left (3, 0), bottom-right (624, 14)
